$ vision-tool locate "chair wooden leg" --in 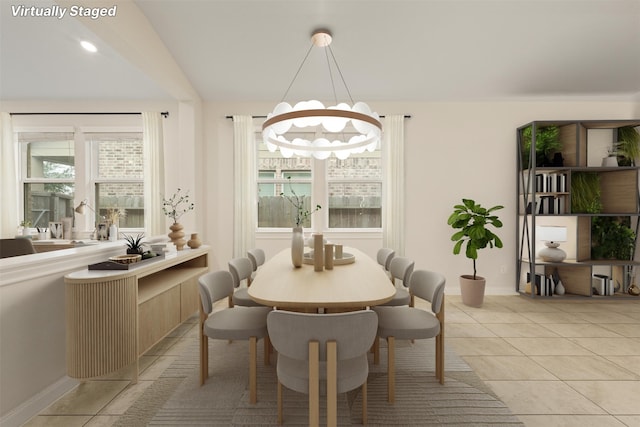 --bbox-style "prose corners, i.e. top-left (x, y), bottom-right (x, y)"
top-left (436, 334), bottom-right (444, 384)
top-left (200, 333), bottom-right (208, 385)
top-left (327, 341), bottom-right (337, 427)
top-left (277, 381), bottom-right (283, 425)
top-left (309, 341), bottom-right (320, 427)
top-left (373, 337), bottom-right (380, 365)
top-left (227, 296), bottom-right (234, 344)
top-left (264, 335), bottom-right (271, 366)
top-left (249, 336), bottom-right (257, 404)
top-left (362, 382), bottom-right (368, 425)
top-left (437, 296), bottom-right (445, 384)
top-left (387, 336), bottom-right (395, 403)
